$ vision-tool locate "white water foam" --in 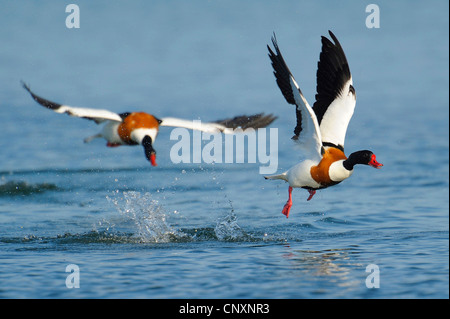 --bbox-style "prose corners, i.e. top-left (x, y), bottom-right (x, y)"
top-left (104, 191), bottom-right (253, 243)
top-left (214, 212), bottom-right (247, 241)
top-left (106, 191), bottom-right (188, 243)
